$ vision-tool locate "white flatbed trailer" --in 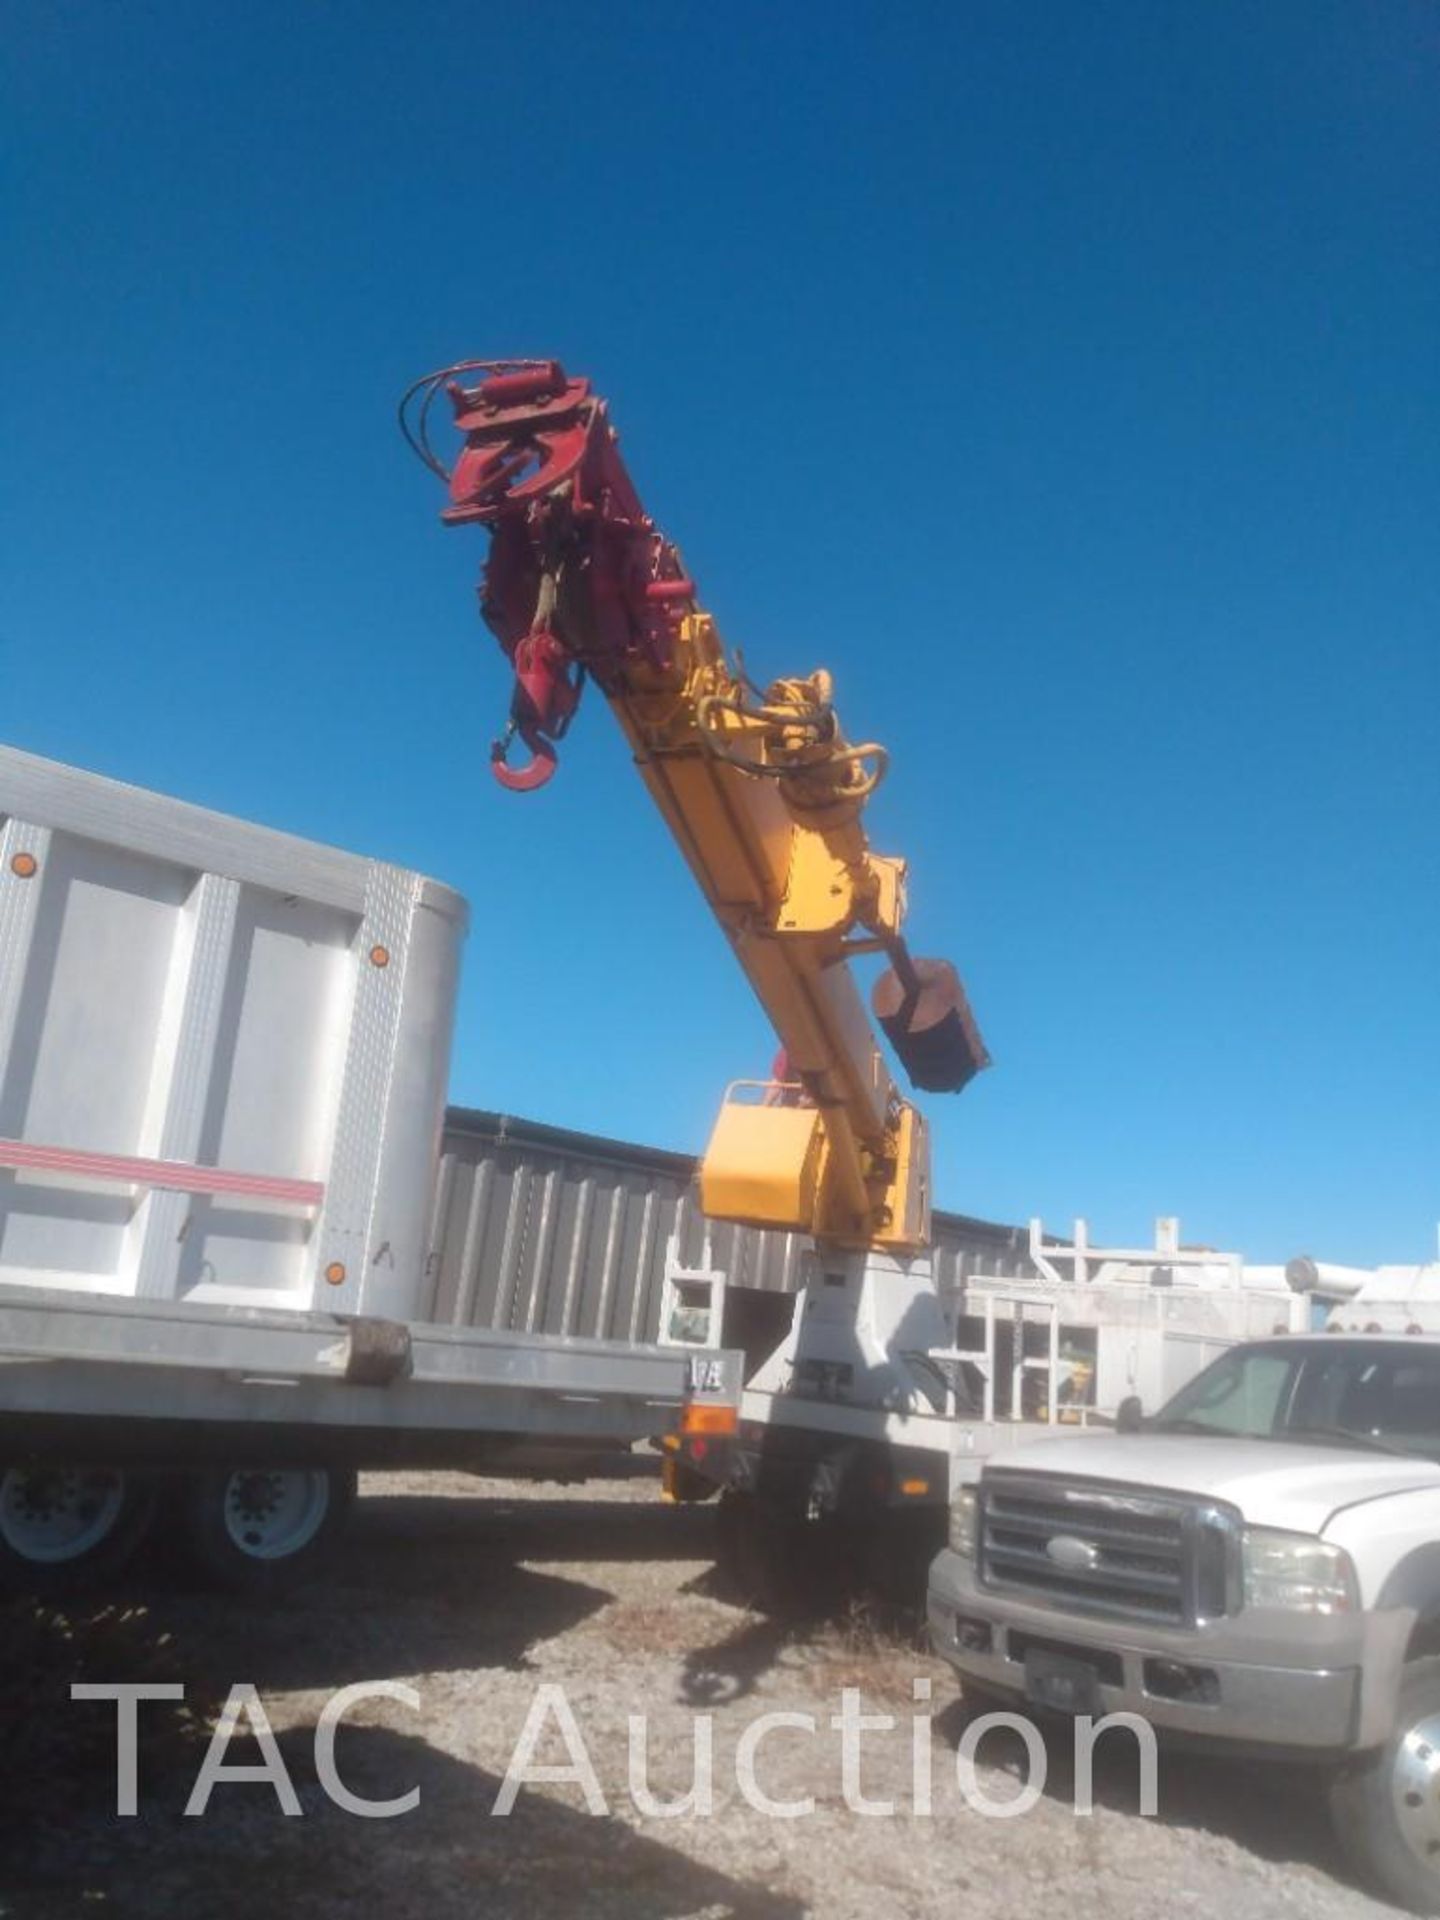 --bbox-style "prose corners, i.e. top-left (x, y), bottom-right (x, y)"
top-left (0, 744), bottom-right (738, 1593)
